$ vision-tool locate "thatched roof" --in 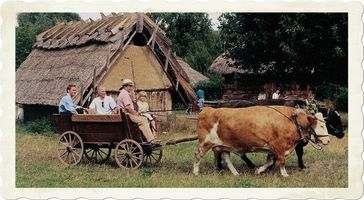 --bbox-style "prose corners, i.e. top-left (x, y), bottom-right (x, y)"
top-left (208, 54), bottom-right (247, 75)
top-left (209, 54), bottom-right (272, 75)
top-left (16, 13), bottom-right (196, 107)
top-left (177, 57), bottom-right (209, 86)
top-left (33, 13), bottom-right (136, 49)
